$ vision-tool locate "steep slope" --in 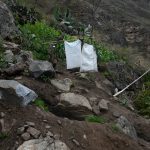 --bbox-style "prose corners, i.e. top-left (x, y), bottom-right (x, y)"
top-left (5, 0), bottom-right (149, 68)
